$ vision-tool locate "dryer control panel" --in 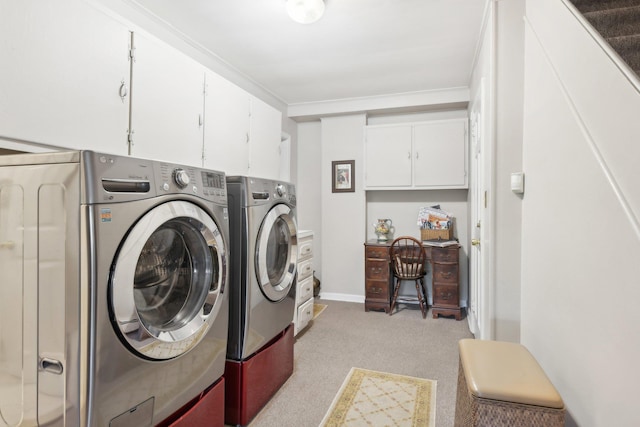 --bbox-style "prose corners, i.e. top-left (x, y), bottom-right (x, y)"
top-left (241, 177), bottom-right (296, 208)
